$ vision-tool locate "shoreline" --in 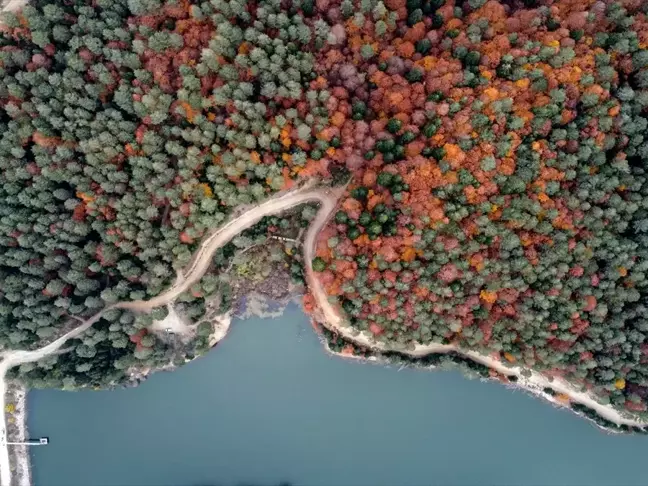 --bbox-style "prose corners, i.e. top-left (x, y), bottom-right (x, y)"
top-left (2, 0), bottom-right (648, 484)
top-left (4, 384), bottom-right (30, 486)
top-left (204, 290), bottom-right (648, 434)
top-left (309, 308), bottom-right (648, 432)
top-left (16, 294), bottom-right (639, 486)
top-left (6, 179), bottom-right (648, 485)
top-left (315, 325), bottom-right (634, 435)
top-left (302, 228), bottom-right (648, 431)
